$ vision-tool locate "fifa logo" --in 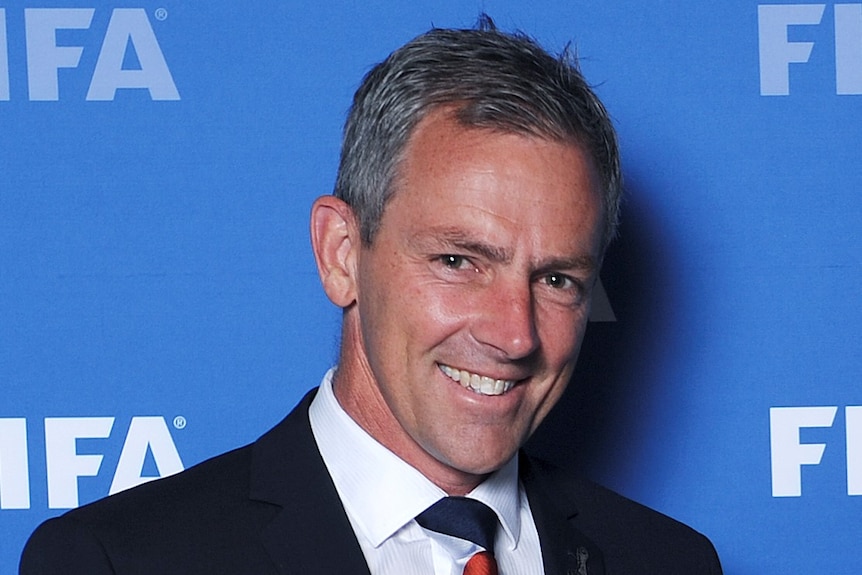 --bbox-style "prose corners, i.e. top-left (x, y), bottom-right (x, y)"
top-left (0, 416), bottom-right (184, 510)
top-left (758, 4), bottom-right (862, 95)
top-left (0, 8), bottom-right (179, 101)
top-left (770, 406), bottom-right (862, 497)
